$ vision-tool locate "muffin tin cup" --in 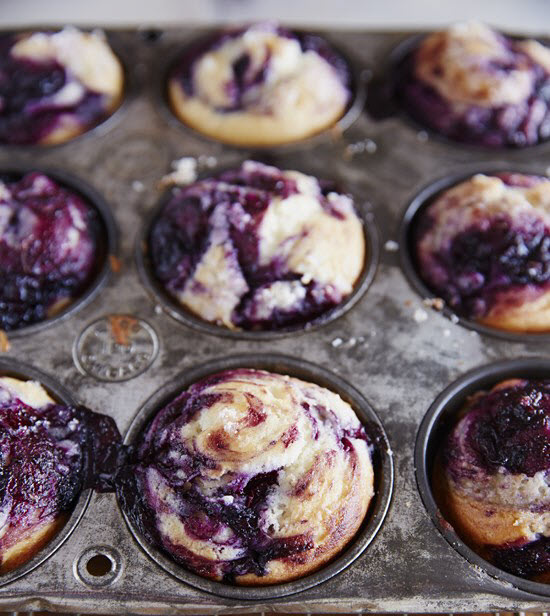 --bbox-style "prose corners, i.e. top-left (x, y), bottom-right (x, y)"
top-left (0, 358), bottom-right (92, 587)
top-left (415, 356), bottom-right (550, 599)
top-left (135, 161), bottom-right (379, 340)
top-left (0, 29), bottom-right (131, 151)
top-left (0, 165), bottom-right (118, 338)
top-left (154, 29), bottom-right (369, 153)
top-left (369, 32), bottom-right (550, 155)
top-left (399, 164), bottom-right (550, 343)
top-left (118, 353), bottom-right (394, 600)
